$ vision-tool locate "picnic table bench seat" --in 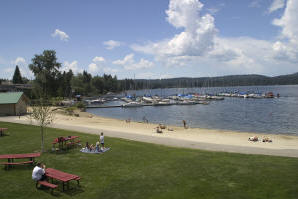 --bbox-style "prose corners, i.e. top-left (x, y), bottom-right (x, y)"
top-left (1, 160), bottom-right (34, 169)
top-left (0, 160), bottom-right (33, 165)
top-left (36, 181), bottom-right (58, 194)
